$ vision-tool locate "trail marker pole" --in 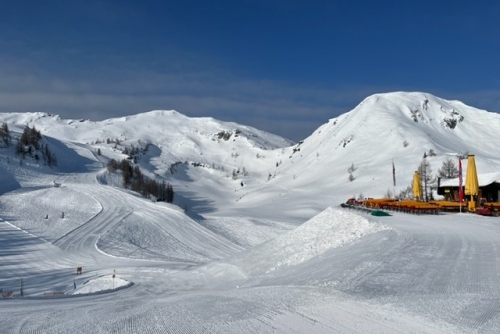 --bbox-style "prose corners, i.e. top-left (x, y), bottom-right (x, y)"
top-left (458, 155), bottom-right (463, 213)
